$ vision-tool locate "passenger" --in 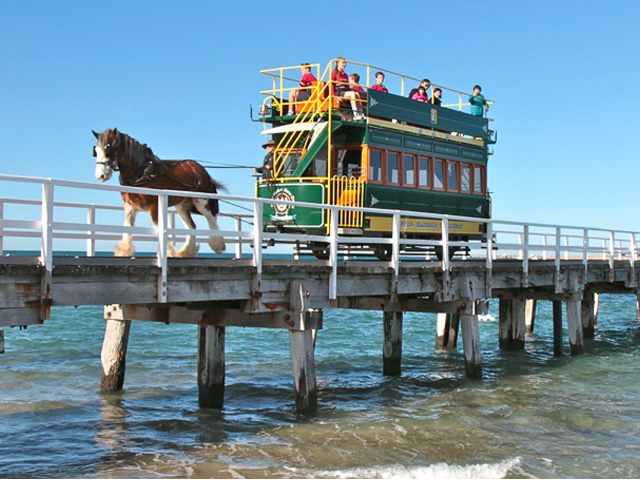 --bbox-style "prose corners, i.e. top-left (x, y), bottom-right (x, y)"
top-left (468, 85), bottom-right (488, 116)
top-left (254, 139), bottom-right (275, 179)
top-left (331, 57), bottom-right (365, 120)
top-left (349, 73), bottom-right (366, 95)
top-left (431, 88), bottom-right (442, 106)
top-left (369, 71), bottom-right (388, 93)
top-left (411, 86), bottom-right (428, 102)
top-left (287, 63), bottom-right (317, 116)
top-left (349, 74), bottom-right (367, 113)
top-left (408, 78), bottom-right (431, 99)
